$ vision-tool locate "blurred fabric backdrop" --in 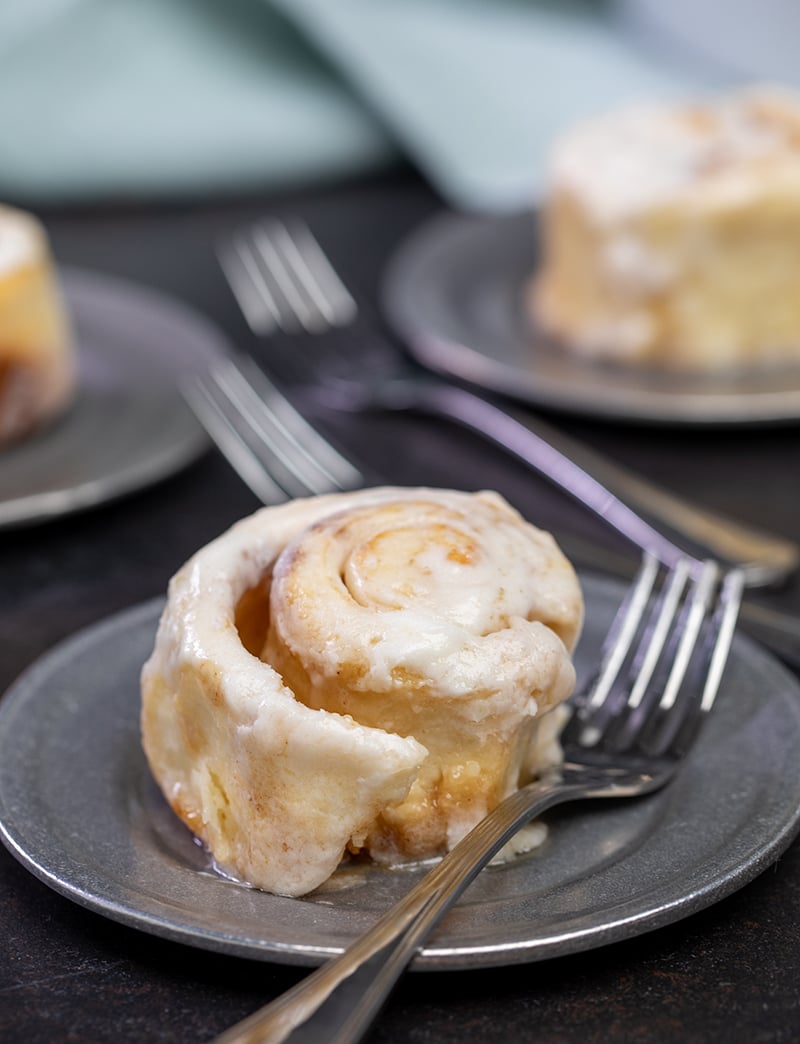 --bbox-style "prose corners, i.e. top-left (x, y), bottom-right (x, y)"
top-left (1, 0), bottom-right (795, 211)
